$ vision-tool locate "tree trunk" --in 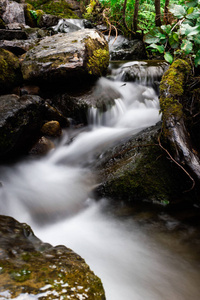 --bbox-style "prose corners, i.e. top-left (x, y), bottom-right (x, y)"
top-left (122, 0), bottom-right (129, 31)
top-left (155, 0), bottom-right (161, 26)
top-left (133, 0), bottom-right (139, 32)
top-left (164, 0), bottom-right (170, 24)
